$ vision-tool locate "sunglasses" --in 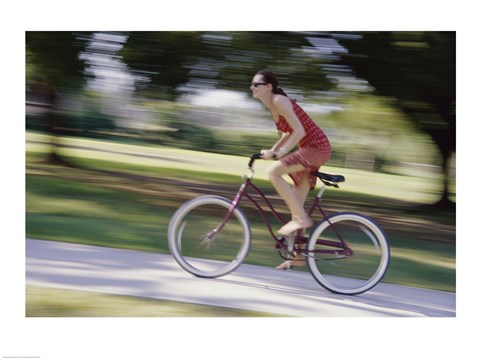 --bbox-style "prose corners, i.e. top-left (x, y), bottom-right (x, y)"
top-left (251, 82), bottom-right (268, 87)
